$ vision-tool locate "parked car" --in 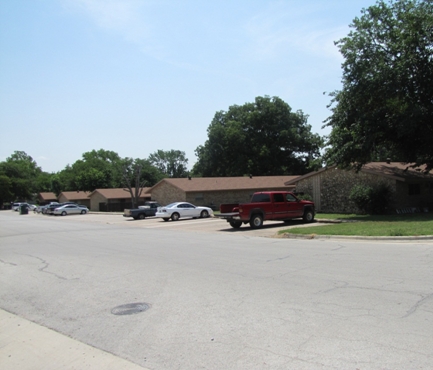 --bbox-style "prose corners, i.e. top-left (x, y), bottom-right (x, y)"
top-left (12, 202), bottom-right (23, 211)
top-left (40, 202), bottom-right (59, 214)
top-left (53, 204), bottom-right (89, 216)
top-left (155, 202), bottom-right (213, 221)
top-left (12, 202), bottom-right (35, 211)
top-left (46, 202), bottom-right (76, 215)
